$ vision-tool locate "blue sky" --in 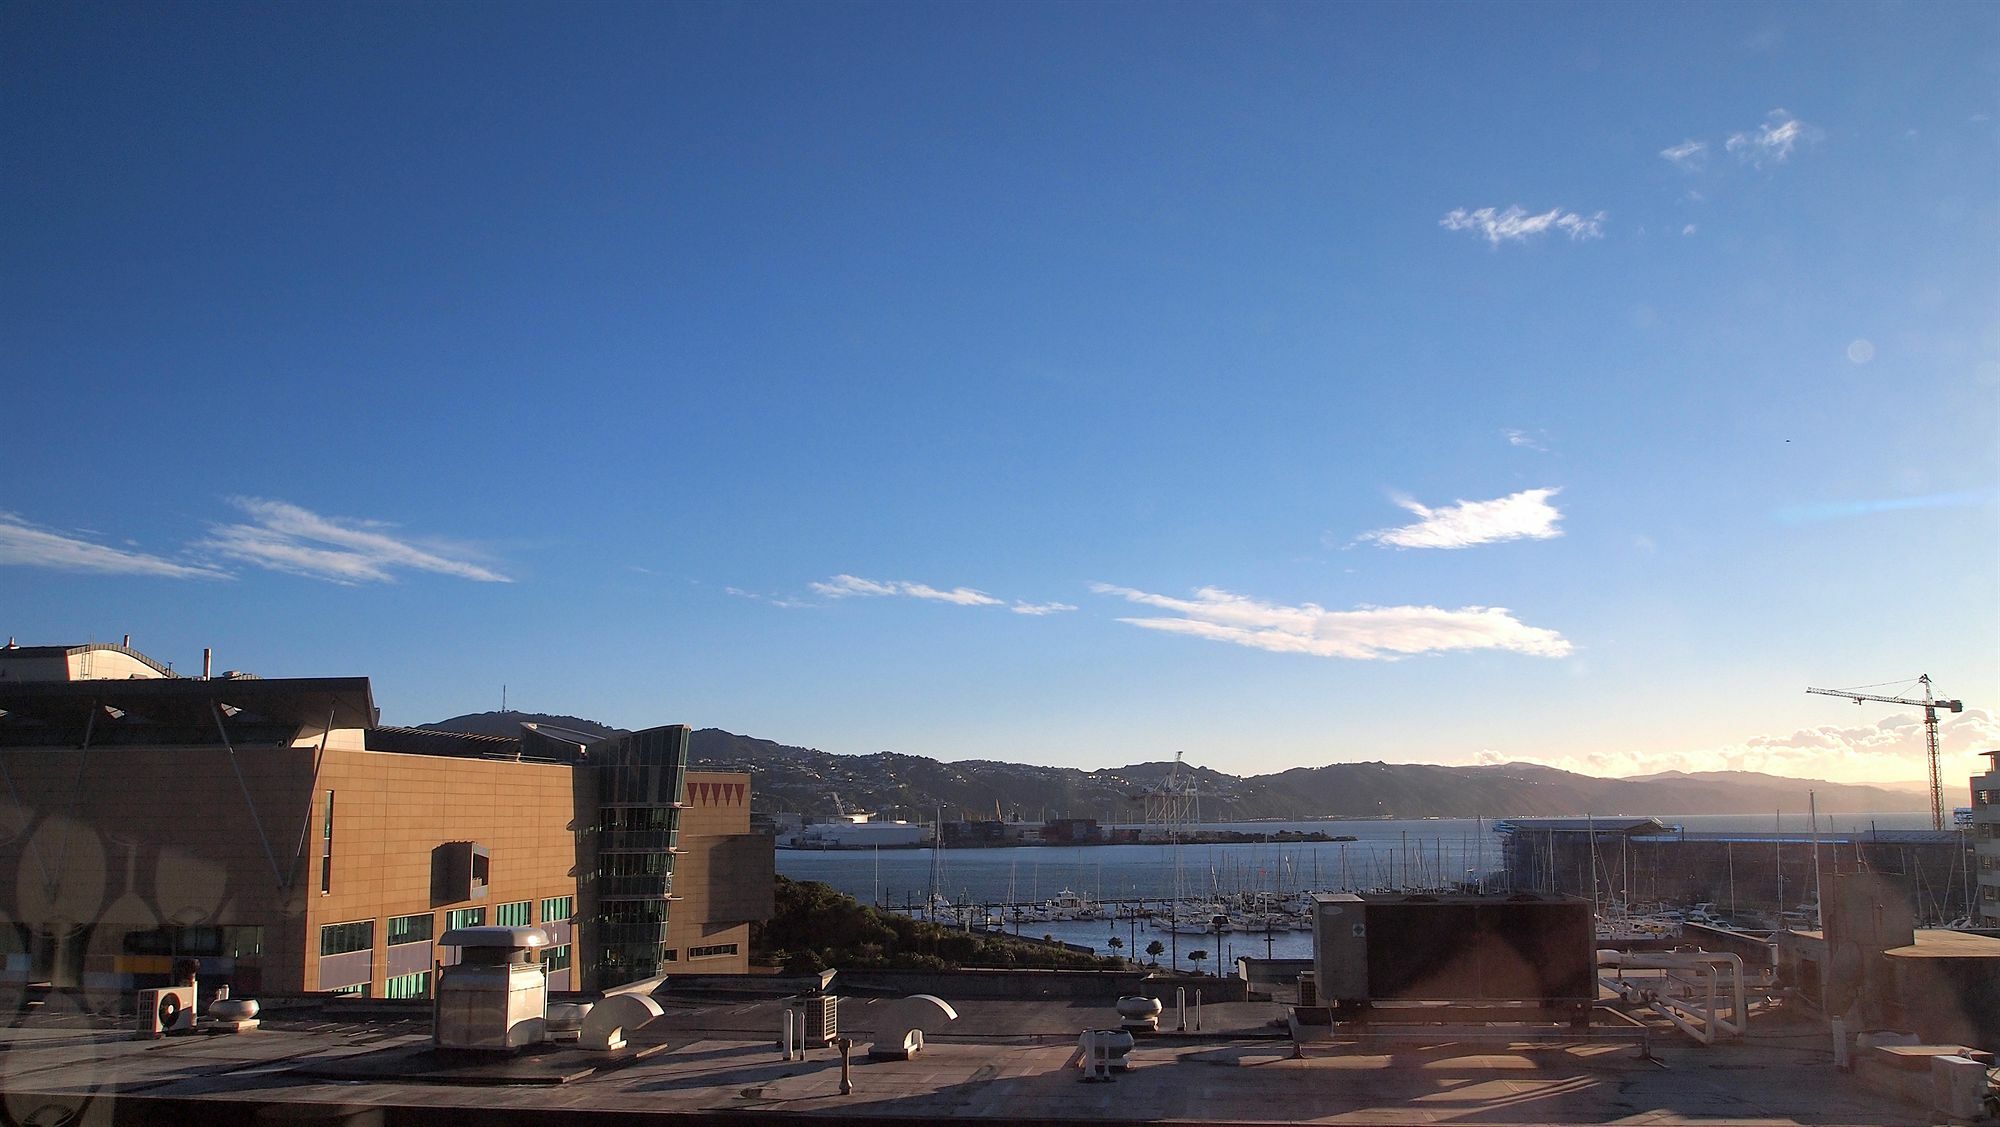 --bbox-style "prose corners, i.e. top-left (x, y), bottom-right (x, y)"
top-left (4, 1), bottom-right (1995, 787)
